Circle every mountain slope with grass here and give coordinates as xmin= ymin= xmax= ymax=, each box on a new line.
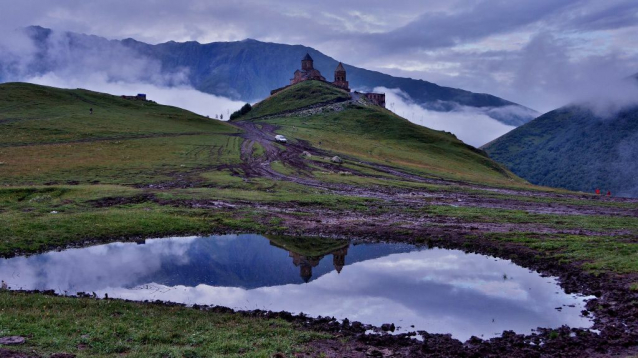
xmin=0 ymin=80 xmax=525 ymax=257
xmin=244 ymin=80 xmax=351 ymax=119
xmin=2 ymin=81 xmax=638 ymax=358
xmin=236 ymin=80 xmax=520 ymax=186
xmin=0 ymin=82 xmax=241 ymax=185
xmin=10 ymin=26 xmax=538 ymax=126
xmin=483 ymin=105 xmax=638 ymax=197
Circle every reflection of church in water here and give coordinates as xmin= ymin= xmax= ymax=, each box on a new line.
xmin=269 ymin=240 xmax=350 ymax=283
xmin=290 ymin=246 xmax=349 ymax=283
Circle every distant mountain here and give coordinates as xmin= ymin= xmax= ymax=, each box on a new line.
xmin=6 ymin=26 xmax=537 ymax=126
xmin=483 ymin=105 xmax=638 ymax=197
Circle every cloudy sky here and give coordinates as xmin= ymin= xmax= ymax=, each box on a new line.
xmin=2 ymin=0 xmax=637 ymax=113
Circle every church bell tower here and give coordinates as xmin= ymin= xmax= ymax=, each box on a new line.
xmin=333 ymin=62 xmax=349 ymax=91
xmin=301 ymin=53 xmax=314 ymax=71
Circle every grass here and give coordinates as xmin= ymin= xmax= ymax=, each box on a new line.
xmin=244 ymin=80 xmax=350 ymax=119
xmin=0 ymin=82 xmax=240 ymax=186
xmin=270 ymin=160 xmax=297 ymax=176
xmin=488 ymin=233 xmax=638 ymax=274
xmin=417 ymin=205 xmax=638 ymax=233
xmin=0 ymin=135 xmax=243 ymax=185
xmin=253 ymin=96 xmax=526 ymax=187
xmin=0 ymin=291 xmax=328 ymax=357
xmin=0 ymin=83 xmax=236 ymax=144
xmin=252 ymin=142 xmax=265 ymax=158
xmin=0 ymin=202 xmax=250 ymax=255
xmin=0 ymin=183 xmax=377 ymax=255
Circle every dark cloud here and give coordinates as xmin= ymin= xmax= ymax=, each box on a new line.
xmin=357 ymin=0 xmax=578 ymax=52
xmin=1 ymin=0 xmax=637 ymax=112
xmin=561 ymin=1 xmax=638 ymax=31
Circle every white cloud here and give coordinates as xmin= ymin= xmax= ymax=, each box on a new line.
xmin=377 ymin=87 xmax=516 ymax=147
xmin=1 ymin=26 xmax=245 ymax=118
xmin=24 ymin=72 xmax=245 ymax=119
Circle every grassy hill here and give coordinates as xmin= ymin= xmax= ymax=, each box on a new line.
xmin=0 ymin=81 xmax=520 ymax=187
xmin=0 ymin=82 xmax=241 ymax=185
xmin=244 ymin=80 xmax=351 ymax=118
xmin=238 ymin=81 xmax=522 ymax=186
xmin=0 ymin=80 xmax=523 ymax=256
xmin=484 ymin=105 xmax=638 ymax=197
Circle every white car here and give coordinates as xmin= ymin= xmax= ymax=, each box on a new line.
xmin=275 ymin=135 xmax=287 ymax=143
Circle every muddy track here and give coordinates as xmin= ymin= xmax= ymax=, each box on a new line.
xmin=232 ymin=121 xmax=329 ymax=186
xmin=227 ymin=121 xmax=638 ymax=219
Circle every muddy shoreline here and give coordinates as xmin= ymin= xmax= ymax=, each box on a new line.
xmin=4 ymin=179 xmax=638 ymax=356
xmin=2 ymin=225 xmax=637 ymax=357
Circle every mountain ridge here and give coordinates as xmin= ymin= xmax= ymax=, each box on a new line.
xmin=7 ymin=26 xmax=538 ymax=126
xmin=484 ymin=104 xmax=638 ymax=197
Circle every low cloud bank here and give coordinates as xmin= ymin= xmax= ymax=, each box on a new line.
xmin=375 ymin=87 xmax=516 ymax=147
xmin=571 ymin=77 xmax=638 ymax=119
xmin=26 ymin=73 xmax=245 ymax=119
xmin=1 ymin=27 xmax=245 ymax=119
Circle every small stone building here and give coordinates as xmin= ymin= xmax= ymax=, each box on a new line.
xmin=363 ymin=93 xmax=386 ymax=107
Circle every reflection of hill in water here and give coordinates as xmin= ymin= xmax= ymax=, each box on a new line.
xmin=138 ymin=235 xmax=414 ymax=289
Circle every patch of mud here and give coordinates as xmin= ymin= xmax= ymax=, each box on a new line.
xmin=0 ymin=349 xmax=75 ymax=358
xmin=89 ymin=194 xmax=156 ymax=208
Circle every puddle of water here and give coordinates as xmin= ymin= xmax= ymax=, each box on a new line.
xmin=0 ymin=234 xmax=593 ymax=341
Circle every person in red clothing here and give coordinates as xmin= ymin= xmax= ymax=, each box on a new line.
xmin=595 ymin=188 xmax=601 ymax=195
xmin=607 ymin=191 xmax=612 ymax=197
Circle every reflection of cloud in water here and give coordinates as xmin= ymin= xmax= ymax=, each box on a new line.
xmin=1 ymin=236 xmax=199 ymax=291
xmin=0 ymin=235 xmax=592 ymax=341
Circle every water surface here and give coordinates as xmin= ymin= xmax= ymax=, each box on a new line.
xmin=0 ymin=234 xmax=592 ymax=341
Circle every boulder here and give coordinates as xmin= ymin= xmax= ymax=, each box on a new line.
xmin=331 ymin=156 xmax=343 ymax=164
xmin=301 ymin=151 xmax=312 ymax=158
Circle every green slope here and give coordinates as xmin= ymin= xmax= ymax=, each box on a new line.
xmin=0 ymin=80 xmax=529 ymax=258
xmin=484 ymin=105 xmax=638 ymax=197
xmin=0 ymin=81 xmax=518 ymax=188
xmin=239 ymin=81 xmax=523 ymax=186
xmin=244 ymin=80 xmax=351 ymax=119
xmin=0 ymin=82 xmax=240 ymax=185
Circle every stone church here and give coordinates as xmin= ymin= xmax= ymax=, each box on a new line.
xmin=271 ymin=53 xmax=385 ymax=107
xmin=289 ymin=53 xmax=350 ymax=92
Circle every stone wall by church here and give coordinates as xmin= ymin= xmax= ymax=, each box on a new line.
xmin=363 ymin=93 xmax=386 ymax=107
